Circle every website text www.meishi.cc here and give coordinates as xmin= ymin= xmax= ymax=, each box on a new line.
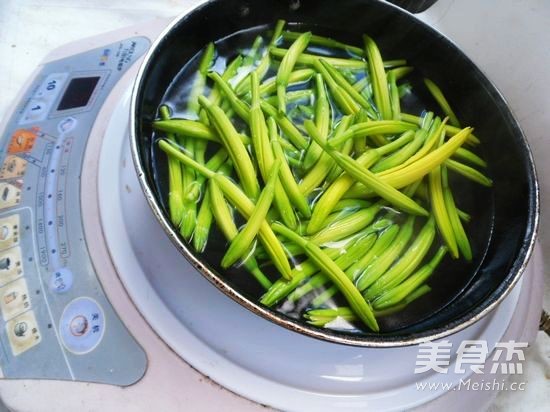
xmin=416 ymin=378 xmax=526 ymax=392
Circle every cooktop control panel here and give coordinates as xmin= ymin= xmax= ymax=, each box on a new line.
xmin=0 ymin=37 xmax=149 ymax=385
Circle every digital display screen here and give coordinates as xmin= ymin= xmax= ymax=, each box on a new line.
xmin=57 ymin=76 xmax=100 ymax=110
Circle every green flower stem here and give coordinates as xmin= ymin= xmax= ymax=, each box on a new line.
xmin=445 ymin=159 xmax=493 ymax=187
xmin=353 ymin=110 xmax=388 ymax=147
xmin=388 ymin=70 xmax=400 ymax=120
xmin=319 ymin=59 xmax=377 ymax=115
xmin=269 ymin=118 xmax=311 ymax=217
xmin=270 ymin=19 xmax=286 ymax=45
xmin=307 ymin=129 xmax=415 ymax=234
xmin=250 ymin=73 xmax=298 ymax=228
xmin=153 ymin=119 xmax=251 ymax=147
xmin=375 ymin=125 xmax=473 ymax=190
xmin=328 ymin=120 xmax=416 ymax=147
xmin=270 ymin=47 xmax=367 ymax=69
xmin=416 ymin=182 xmax=472 ymax=224
xmin=375 ymin=117 xmax=443 ymax=176
xmin=188 ymin=42 xmax=216 ymax=115
xmin=304 ymin=307 xmax=356 ymax=326
xmin=383 ymin=59 xmax=408 ymax=68
xmin=192 ymin=188 xmax=213 ymax=253
xmin=207 ymin=72 xmax=250 ymax=122
xmin=212 ymin=172 xmax=292 ymax=278
xmin=365 ymin=217 xmax=436 ymax=299
xmin=453 ymin=147 xmax=487 ymax=168
xmin=198 ymin=95 xmax=260 ymax=199
xmin=208 ymin=178 xmax=272 ymax=289
xmin=189 ymin=44 xmax=217 ymax=204
xmin=195 ymin=148 xmax=229 ymax=187
xmin=306 ymin=151 xmax=379 ymax=233
xmin=314 ymin=59 xmax=360 ymax=115
xmin=355 ymin=216 xmax=416 ymax=291
xmin=276 ymin=32 xmax=312 ymax=113
xmin=364 ymin=35 xmax=391 ymax=120
xmin=178 ymin=137 xmax=196 ymax=240
xmin=310 ymin=287 xmax=339 ymax=307
xmin=308 ymin=125 xmax=428 ymax=216
xmin=325 ymin=138 xmax=354 ymax=183
xmin=159 ymin=106 xmax=185 ymax=227
xmin=288 ymin=273 xmax=329 ymax=302
xmin=339 ymin=67 xmax=364 ymax=82
xmin=371 ymin=129 xmax=424 ymax=173
xmin=282 ymin=31 xmax=364 ymax=56
xmin=259 ymin=68 xmax=315 ymax=96
xmin=429 ymin=154 xmax=459 ymax=258
xmin=388 ymin=66 xmax=414 ymax=81
xmin=346 ymin=223 xmax=400 ymax=282
xmin=249 ymin=71 xmax=267 ymax=170
xmin=373 ymin=247 xmax=448 ymax=309
xmin=424 ymin=78 xmax=461 ymax=127
xmin=354 ymin=134 xmax=368 ymax=155
xmin=153 ymin=119 xmax=224 ymax=143
xmin=242 ymin=36 xmax=264 ymax=66
xmin=299 ymin=115 xmax=353 ymax=195
xmin=191 ymin=149 xmax=230 ymax=252
xmin=306 ymin=285 xmax=431 ymax=325
xmin=302 ymin=74 xmax=331 ymax=170
xmin=310 ymin=204 xmax=383 ymax=245
xmin=400 ymin=112 xmax=480 ymax=145
xmin=272 ymin=223 xmax=379 ymax=331
xmin=208 ymin=55 xmax=243 ymax=108
xmin=457 ymin=208 xmax=471 ymax=223
xmin=159 ymin=139 xmax=292 ymax=279
xmin=222 ymin=160 xmax=280 ymax=268
xmin=262 ymin=218 xmax=390 ymax=307
xmin=333 ymin=199 xmax=372 ymax=212
xmin=260 ymin=248 xmax=341 ymax=307
xmin=265 ymin=89 xmax=313 ymax=106
xmin=298 ymin=206 xmax=375 ymax=236
xmin=260 ymin=101 xmax=309 ymax=149
xmin=234 ymin=19 xmax=286 ymax=96
xmin=255 ymin=241 xmax=304 ymax=260
xmin=353 ymin=76 xmax=369 ymax=94
xmin=442 ymin=167 xmax=473 ymax=260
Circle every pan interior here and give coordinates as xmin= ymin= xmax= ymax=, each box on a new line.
xmin=135 ymin=0 xmax=536 ymax=343
xmin=152 ymin=24 xmax=493 ymax=334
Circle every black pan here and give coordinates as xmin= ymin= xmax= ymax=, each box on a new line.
xmin=130 ymin=0 xmax=539 ymax=346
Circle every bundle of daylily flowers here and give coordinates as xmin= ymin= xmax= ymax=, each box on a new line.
xmin=153 ymin=20 xmax=491 ymax=332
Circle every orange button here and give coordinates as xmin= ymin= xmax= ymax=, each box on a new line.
xmin=7 ymin=128 xmax=38 ymax=154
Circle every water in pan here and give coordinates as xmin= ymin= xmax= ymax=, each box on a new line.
xmin=150 ymin=23 xmax=495 ymax=335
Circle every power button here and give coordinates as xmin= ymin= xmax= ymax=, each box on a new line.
xmin=59 ymin=297 xmax=104 ymax=355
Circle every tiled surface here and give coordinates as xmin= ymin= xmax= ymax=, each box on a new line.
xmin=0 ymin=0 xmax=548 ymax=410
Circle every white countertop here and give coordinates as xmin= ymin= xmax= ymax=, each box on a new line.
xmin=0 ymin=0 xmax=548 ymax=410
